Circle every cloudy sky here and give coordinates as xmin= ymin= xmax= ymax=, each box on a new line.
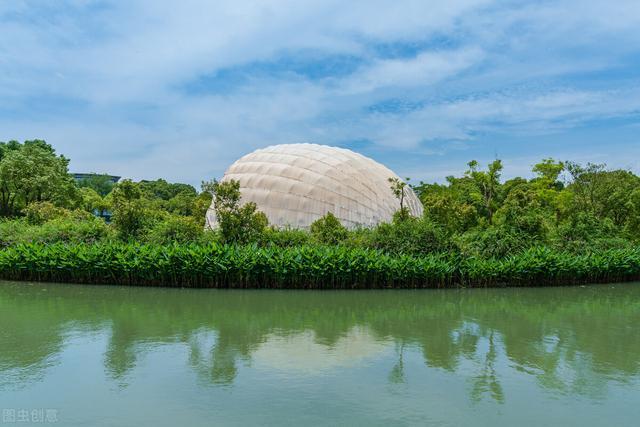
xmin=2 ymin=0 xmax=640 ymax=186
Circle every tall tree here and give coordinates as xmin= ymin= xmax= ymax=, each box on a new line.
xmin=109 ymin=179 xmax=157 ymax=239
xmin=208 ymin=179 xmax=267 ymax=243
xmin=566 ymin=162 xmax=640 ymax=227
xmin=388 ymin=177 xmax=412 ymax=220
xmin=0 ymin=140 xmax=78 ymax=217
xmin=465 ymin=160 xmax=503 ymax=225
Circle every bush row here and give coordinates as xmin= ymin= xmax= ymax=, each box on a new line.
xmin=1 ymin=243 xmax=639 ymax=288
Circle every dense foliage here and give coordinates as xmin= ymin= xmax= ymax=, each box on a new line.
xmin=1 ymin=138 xmax=640 ymax=287
xmin=0 ymin=140 xmax=214 ymax=247
xmin=310 ymin=212 xmax=348 ymax=244
xmin=0 ymin=140 xmax=78 ymax=216
xmin=205 ymin=179 xmax=267 ymax=243
xmin=413 ymin=158 xmax=640 ymax=257
xmin=1 ymin=242 xmax=639 ymax=288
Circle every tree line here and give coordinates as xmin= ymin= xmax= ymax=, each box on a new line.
xmin=1 ymin=138 xmax=639 ymax=258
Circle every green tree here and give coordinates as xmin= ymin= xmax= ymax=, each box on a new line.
xmin=193 ymin=192 xmax=213 ymax=226
xmin=165 ymin=190 xmax=197 ymax=216
xmin=465 ymin=160 xmax=503 ymax=225
xmin=566 ymin=162 xmax=640 ymax=227
xmin=532 ymin=158 xmax=564 ymax=188
xmin=0 ymin=140 xmax=78 ymax=217
xmin=527 ymin=158 xmax=565 ymax=224
xmin=110 ymin=180 xmax=158 ymax=239
xmin=626 ymin=188 xmax=640 ymax=239
xmin=138 ymin=179 xmax=196 ymax=201
xmin=494 ymin=187 xmax=548 ymax=238
xmin=417 ymin=181 xmax=478 ymax=234
xmin=165 ymin=190 xmax=211 ymax=222
xmin=372 ymin=215 xmax=447 ymax=255
xmin=208 ymin=179 xmax=267 ymax=243
xmin=76 ymin=174 xmax=116 ymax=197
xmin=310 ymin=212 xmax=348 ymax=244
xmin=146 ymin=215 xmax=203 ymax=244
xmin=388 ymin=177 xmax=411 ymax=220
xmin=78 ymin=187 xmax=109 ymax=214
xmin=22 ymin=201 xmax=69 ymax=225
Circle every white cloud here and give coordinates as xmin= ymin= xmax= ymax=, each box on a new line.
xmin=341 ymin=48 xmax=484 ymax=94
xmin=0 ymin=0 xmax=639 ymax=184
xmin=304 ymin=86 xmax=640 ymax=156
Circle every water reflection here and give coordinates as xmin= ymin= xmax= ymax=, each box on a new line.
xmin=1 ymin=282 xmax=639 ymax=404
xmin=251 ymin=327 xmax=391 ymax=374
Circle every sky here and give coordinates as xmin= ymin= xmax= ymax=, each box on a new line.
xmin=1 ymin=0 xmax=640 ymax=187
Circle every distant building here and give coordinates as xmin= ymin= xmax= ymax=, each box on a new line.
xmin=72 ymin=173 xmax=121 ymax=183
xmin=72 ymin=173 xmax=121 ymax=222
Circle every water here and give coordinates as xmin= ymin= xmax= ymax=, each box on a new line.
xmin=1 ymin=281 xmax=639 ymax=426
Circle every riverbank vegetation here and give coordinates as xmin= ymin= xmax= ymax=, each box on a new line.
xmin=1 ymin=138 xmax=640 ymax=287
xmin=2 ymin=242 xmax=639 ymax=287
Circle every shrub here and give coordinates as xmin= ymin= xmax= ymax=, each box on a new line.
xmin=0 ymin=216 xmax=115 ymax=247
xmin=310 ymin=212 xmax=348 ymax=244
xmin=1 ymin=242 xmax=639 ymax=288
xmin=208 ymin=179 xmax=268 ymax=243
xmin=344 ymin=227 xmax=376 ymax=249
xmin=494 ymin=188 xmax=549 ymax=238
xmin=258 ymin=227 xmax=312 ymax=248
xmin=22 ymin=201 xmax=92 ymax=226
xmin=78 ymin=187 xmax=108 ymax=214
xmin=455 ymin=226 xmax=534 ymax=258
xmin=110 ymin=180 xmax=160 ymax=240
xmin=370 ymin=216 xmax=448 ymax=256
xmin=551 ymin=212 xmax=625 ymax=253
xmin=23 ymin=201 xmax=69 ymax=225
xmin=146 ymin=215 xmax=204 ymax=244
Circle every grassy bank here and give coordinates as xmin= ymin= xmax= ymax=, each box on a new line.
xmin=1 ymin=242 xmax=639 ymax=288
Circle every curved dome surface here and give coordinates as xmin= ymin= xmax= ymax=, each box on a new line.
xmin=206 ymin=143 xmax=423 ymax=229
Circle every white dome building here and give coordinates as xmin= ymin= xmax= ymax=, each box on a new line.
xmin=206 ymin=143 xmax=423 ymax=229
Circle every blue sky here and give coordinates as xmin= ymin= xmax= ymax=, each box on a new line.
xmin=2 ymin=0 xmax=640 ymax=186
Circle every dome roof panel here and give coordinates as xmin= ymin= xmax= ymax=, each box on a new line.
xmin=206 ymin=143 xmax=423 ymax=229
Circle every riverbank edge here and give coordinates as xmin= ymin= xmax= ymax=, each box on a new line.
xmin=1 ymin=242 xmax=639 ymax=288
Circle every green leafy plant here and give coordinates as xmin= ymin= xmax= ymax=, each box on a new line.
xmin=109 ymin=180 xmax=160 ymax=240
xmin=310 ymin=212 xmax=348 ymax=244
xmin=146 ymin=215 xmax=204 ymax=244
xmin=1 ymin=242 xmax=639 ymax=288
xmin=207 ymin=179 xmax=268 ymax=243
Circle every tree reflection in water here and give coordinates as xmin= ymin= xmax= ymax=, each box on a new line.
xmin=1 ymin=282 xmax=639 ymax=403
xmin=388 ymin=342 xmax=405 ymax=385
xmin=470 ymin=332 xmax=504 ymax=403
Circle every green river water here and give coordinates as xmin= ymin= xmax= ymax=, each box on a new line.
xmin=1 ymin=281 xmax=639 ymax=426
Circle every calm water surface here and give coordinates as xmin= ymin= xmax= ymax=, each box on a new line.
xmin=1 ymin=281 xmax=639 ymax=426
